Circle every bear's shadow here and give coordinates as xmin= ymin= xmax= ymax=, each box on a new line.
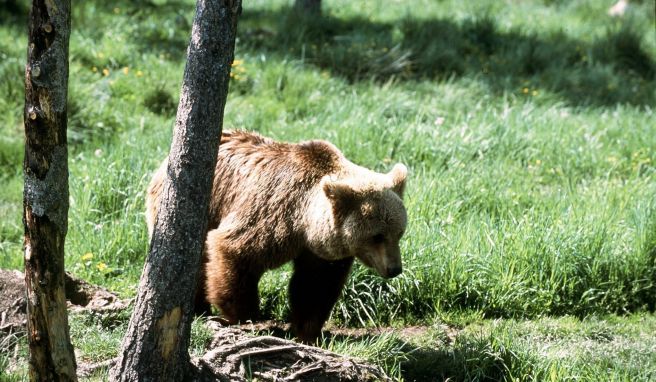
xmin=230 ymin=320 xmax=507 ymax=382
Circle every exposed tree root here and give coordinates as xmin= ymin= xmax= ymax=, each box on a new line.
xmin=193 ymin=324 xmax=392 ymax=382
xmin=77 ymin=325 xmax=392 ymax=381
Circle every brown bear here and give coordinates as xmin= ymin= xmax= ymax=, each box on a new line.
xmin=145 ymin=130 xmax=408 ymax=342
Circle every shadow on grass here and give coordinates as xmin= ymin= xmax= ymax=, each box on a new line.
xmin=0 ymin=0 xmax=27 ymax=24
xmin=327 ymin=332 xmax=518 ymax=382
xmin=7 ymin=2 xmax=652 ymax=107
xmin=243 ymin=322 xmax=518 ymax=382
xmin=640 ymin=213 xmax=656 ymax=312
xmin=236 ymin=7 xmax=655 ymax=107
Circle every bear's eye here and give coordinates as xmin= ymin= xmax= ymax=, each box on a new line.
xmin=371 ymin=234 xmax=385 ymax=244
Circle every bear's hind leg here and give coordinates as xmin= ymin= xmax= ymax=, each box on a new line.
xmin=205 ymin=228 xmax=263 ymax=323
xmin=289 ymin=250 xmax=354 ymax=343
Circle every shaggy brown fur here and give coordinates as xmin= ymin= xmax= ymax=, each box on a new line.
xmin=146 ymin=130 xmax=408 ymax=342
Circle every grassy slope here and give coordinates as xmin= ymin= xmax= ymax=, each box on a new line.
xmin=1 ymin=0 xmax=655 ymax=380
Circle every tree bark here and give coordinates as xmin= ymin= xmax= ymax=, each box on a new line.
xmin=22 ymin=1 xmax=77 ymax=381
xmin=110 ymin=1 xmax=241 ymax=381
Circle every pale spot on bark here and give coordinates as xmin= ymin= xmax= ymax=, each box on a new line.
xmin=45 ymin=0 xmax=59 ymax=14
xmin=48 ymin=285 xmax=77 ymax=375
xmin=156 ymin=306 xmax=182 ymax=360
xmin=25 ymin=241 xmax=32 ymax=261
xmin=39 ymin=92 xmax=52 ymax=120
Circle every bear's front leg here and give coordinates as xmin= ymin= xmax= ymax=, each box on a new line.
xmin=204 ymin=228 xmax=263 ymax=323
xmin=289 ymin=250 xmax=354 ymax=343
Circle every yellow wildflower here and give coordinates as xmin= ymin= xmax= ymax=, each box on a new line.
xmin=522 ymin=87 xmax=529 ymax=94
xmin=102 ymin=68 xmax=110 ymax=76
xmin=122 ymin=67 xmax=129 ymax=75
xmin=82 ymin=252 xmax=93 ymax=261
xmin=136 ymin=70 xmax=143 ymax=77
xmin=96 ymin=262 xmax=107 ymax=271
xmin=92 ymin=66 xmax=98 ymax=73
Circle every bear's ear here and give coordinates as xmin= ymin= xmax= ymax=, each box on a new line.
xmin=388 ymin=163 xmax=407 ymax=198
xmin=322 ymin=178 xmax=359 ymax=209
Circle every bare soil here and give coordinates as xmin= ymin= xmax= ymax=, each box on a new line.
xmin=229 ymin=319 xmax=458 ymax=344
xmin=0 ymin=269 xmax=130 ymax=335
xmin=0 ymin=269 xmax=25 ymax=333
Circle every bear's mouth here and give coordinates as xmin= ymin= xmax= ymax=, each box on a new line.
xmin=356 ymin=252 xmax=402 ymax=279
xmin=384 ymin=265 xmax=402 ymax=278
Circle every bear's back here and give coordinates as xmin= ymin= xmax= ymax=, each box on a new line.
xmin=207 ymin=130 xmax=343 ymax=234
xmin=146 ymin=130 xmax=345 ymax=255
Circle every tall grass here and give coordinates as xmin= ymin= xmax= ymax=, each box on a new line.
xmin=0 ymin=1 xmax=655 ymax=379
xmin=1 ymin=0 xmax=655 ymax=324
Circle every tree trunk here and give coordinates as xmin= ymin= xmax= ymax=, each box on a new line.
xmin=110 ymin=1 xmax=241 ymax=381
xmin=294 ymin=0 xmax=321 ymax=15
xmin=22 ymin=1 xmax=76 ymax=381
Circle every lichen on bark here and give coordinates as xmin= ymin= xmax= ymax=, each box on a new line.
xmin=24 ymin=145 xmax=69 ymax=232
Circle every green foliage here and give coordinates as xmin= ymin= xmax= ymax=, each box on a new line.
xmin=190 ymin=316 xmax=215 ymax=357
xmin=0 ymin=332 xmax=27 ymax=382
xmin=69 ymin=310 xmax=130 ymax=363
xmin=1 ymin=0 xmax=655 ymax=380
xmin=143 ymin=87 xmax=178 ymax=117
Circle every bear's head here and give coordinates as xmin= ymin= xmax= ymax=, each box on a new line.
xmin=320 ymin=163 xmax=408 ymax=278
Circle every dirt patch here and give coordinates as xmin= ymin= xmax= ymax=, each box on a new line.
xmin=229 ymin=319 xmax=459 ymax=345
xmin=0 ymin=269 xmax=130 ymax=335
xmin=0 ymin=270 xmax=26 ymax=333
xmin=64 ymin=272 xmax=130 ymax=313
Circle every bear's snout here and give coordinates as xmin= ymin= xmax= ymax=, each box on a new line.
xmin=386 ymin=265 xmax=402 ymax=278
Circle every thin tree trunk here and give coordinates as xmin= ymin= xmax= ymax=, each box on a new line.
xmin=110 ymin=1 xmax=241 ymax=381
xmin=294 ymin=0 xmax=321 ymax=15
xmin=22 ymin=1 xmax=76 ymax=381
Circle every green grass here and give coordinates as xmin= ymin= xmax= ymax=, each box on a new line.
xmin=319 ymin=312 xmax=656 ymax=381
xmin=1 ymin=0 xmax=655 ymax=380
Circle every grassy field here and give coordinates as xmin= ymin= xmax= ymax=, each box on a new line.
xmin=1 ymin=0 xmax=655 ymax=380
